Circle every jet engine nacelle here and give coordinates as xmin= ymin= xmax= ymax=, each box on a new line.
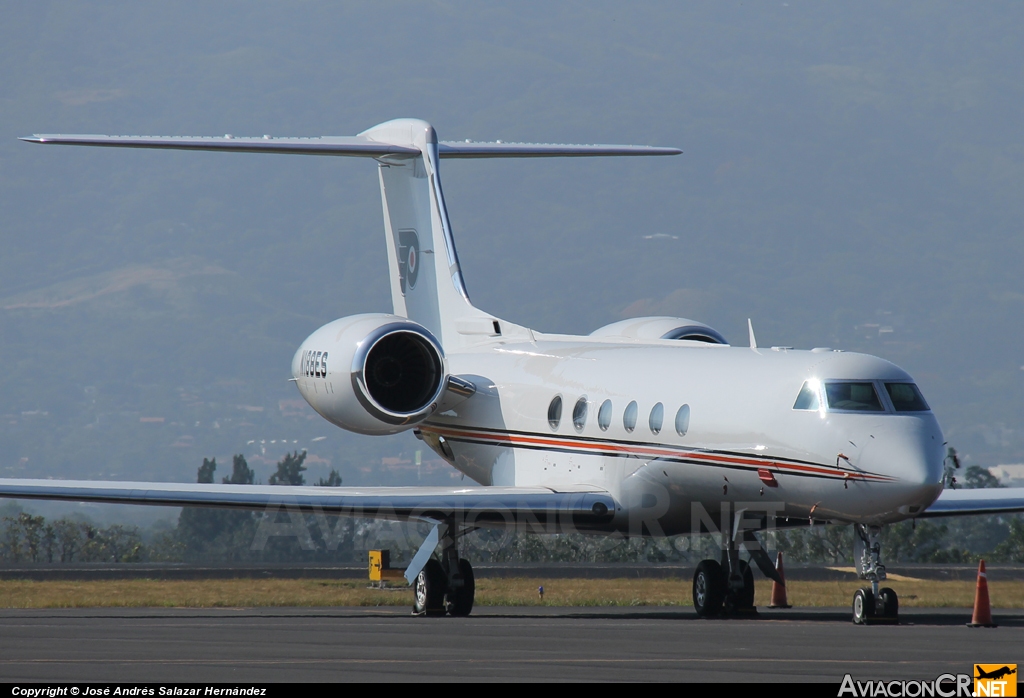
xmin=589 ymin=316 xmax=728 ymax=345
xmin=292 ymin=313 xmax=448 ymax=435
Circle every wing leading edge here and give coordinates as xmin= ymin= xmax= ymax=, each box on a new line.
xmin=20 ymin=134 xmax=681 ymax=159
xmin=919 ymin=487 xmax=1024 ymax=518
xmin=0 ymin=479 xmax=615 ymax=528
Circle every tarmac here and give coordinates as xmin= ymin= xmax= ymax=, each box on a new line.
xmin=0 ymin=606 xmax=1020 ymax=683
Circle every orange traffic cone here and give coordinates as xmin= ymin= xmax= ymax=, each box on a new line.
xmin=967 ymin=559 xmax=997 ymax=628
xmin=768 ymin=552 xmax=792 ymax=609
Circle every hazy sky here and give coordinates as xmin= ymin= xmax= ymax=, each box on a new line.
xmin=2 ymin=2 xmax=1023 ymax=503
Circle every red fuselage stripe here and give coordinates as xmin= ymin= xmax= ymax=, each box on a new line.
xmin=423 ymin=425 xmax=893 ymax=482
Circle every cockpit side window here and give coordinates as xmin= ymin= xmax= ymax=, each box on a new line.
xmin=793 ymin=381 xmax=820 ymax=410
xmin=885 ymin=383 xmax=930 ymax=412
xmin=824 ymin=382 xmax=884 ymax=412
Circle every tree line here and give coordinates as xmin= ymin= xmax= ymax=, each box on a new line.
xmin=1 ymin=454 xmax=1021 ymax=565
xmin=0 ymin=451 xmax=350 ymax=564
xmin=171 ymin=451 xmax=353 ymax=562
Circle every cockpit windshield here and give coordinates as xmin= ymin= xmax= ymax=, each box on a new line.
xmin=825 ymin=382 xmax=884 ymax=412
xmin=884 ymin=382 xmax=930 ymax=412
xmin=793 ymin=380 xmax=931 ymax=413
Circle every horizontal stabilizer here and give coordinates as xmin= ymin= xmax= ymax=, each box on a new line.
xmin=0 ymin=478 xmax=615 ymax=528
xmin=20 ymin=134 xmax=420 ymax=157
xmin=21 ymin=135 xmax=681 ymax=159
xmin=919 ymin=487 xmax=1024 ymax=517
xmin=437 ymin=141 xmax=681 ymax=158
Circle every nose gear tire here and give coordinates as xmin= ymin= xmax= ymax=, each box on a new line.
xmin=852 ymin=588 xmax=875 ymax=625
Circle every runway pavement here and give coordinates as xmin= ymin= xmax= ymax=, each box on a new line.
xmin=0 ymin=606 xmax=1020 ymax=683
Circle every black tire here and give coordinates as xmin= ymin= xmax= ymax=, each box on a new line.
xmin=879 ymin=587 xmax=898 ymax=620
xmin=693 ymin=559 xmax=725 ymax=617
xmin=446 ymin=558 xmax=475 ymax=617
xmin=735 ymin=560 xmax=755 ymax=609
xmin=413 ymin=558 xmax=447 ymax=616
xmin=852 ymin=587 xmax=875 ymax=625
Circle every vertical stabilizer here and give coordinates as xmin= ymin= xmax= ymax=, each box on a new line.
xmin=361 ymin=120 xmax=493 ymax=349
xmin=22 ymin=119 xmax=680 ymax=349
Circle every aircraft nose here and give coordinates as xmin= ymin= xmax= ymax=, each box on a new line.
xmin=862 ymin=416 xmax=945 ymax=510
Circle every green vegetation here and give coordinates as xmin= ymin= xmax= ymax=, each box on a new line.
xmin=172 ymin=451 xmax=351 ymax=562
xmin=0 ymin=512 xmax=144 ymax=564
xmin=174 ymin=455 xmax=259 ymax=562
xmin=0 ymin=578 xmax=1021 ymax=610
xmin=2 ymin=454 xmax=1021 ymax=565
xmin=0 ymin=451 xmax=352 ymax=563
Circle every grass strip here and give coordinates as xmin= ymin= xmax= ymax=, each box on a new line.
xmin=0 ymin=578 xmax=1021 ymax=609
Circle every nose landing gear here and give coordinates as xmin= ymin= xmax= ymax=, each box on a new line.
xmin=852 ymin=524 xmax=898 ymax=625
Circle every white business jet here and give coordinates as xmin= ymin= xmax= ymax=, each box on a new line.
xmin=7 ymin=119 xmax=1024 ymax=623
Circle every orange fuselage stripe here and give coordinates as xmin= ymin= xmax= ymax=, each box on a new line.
xmin=423 ymin=425 xmax=892 ymax=482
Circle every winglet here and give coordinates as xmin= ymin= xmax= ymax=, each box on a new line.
xmin=748 ymin=318 xmax=757 ymax=350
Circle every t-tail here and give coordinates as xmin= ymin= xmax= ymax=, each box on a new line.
xmin=21 ymin=119 xmax=680 ymax=350
xmin=361 ymin=119 xmax=493 ymax=348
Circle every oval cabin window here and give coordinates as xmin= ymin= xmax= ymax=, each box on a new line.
xmin=573 ymin=396 xmax=588 ymax=432
xmin=598 ymin=399 xmax=612 ymax=431
xmin=675 ymin=404 xmax=690 ymax=436
xmin=623 ymin=401 xmax=638 ymax=433
xmin=547 ymin=395 xmax=562 ymax=430
xmin=649 ymin=402 xmax=664 ymax=435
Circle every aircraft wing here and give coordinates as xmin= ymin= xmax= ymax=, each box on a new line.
xmin=0 ymin=479 xmax=615 ymax=527
xmin=919 ymin=487 xmax=1024 ymax=518
xmin=20 ymin=135 xmax=680 ymax=159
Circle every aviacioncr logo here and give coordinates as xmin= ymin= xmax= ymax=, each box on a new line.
xmin=398 ymin=229 xmax=420 ymax=293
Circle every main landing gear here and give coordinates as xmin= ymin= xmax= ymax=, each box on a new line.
xmin=413 ymin=557 xmax=475 ymax=617
xmin=411 ymin=516 xmax=476 ymax=617
xmin=852 ymin=524 xmax=898 ymax=625
xmin=692 ymin=558 xmax=756 ymax=617
xmin=692 ymin=527 xmax=782 ymax=618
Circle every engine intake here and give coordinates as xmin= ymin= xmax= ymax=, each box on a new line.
xmin=293 ymin=314 xmax=448 ymax=435
xmin=356 ymin=325 xmax=445 ymax=419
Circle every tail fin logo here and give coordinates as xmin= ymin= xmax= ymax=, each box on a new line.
xmin=398 ymin=229 xmax=420 ymax=294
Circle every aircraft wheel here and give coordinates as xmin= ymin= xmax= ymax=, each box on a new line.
xmin=879 ymin=587 xmax=899 ymax=621
xmin=693 ymin=560 xmax=725 ymax=617
xmin=852 ymin=587 xmax=875 ymax=625
xmin=735 ymin=560 xmax=756 ymax=609
xmin=446 ymin=559 xmax=475 ymax=617
xmin=413 ymin=558 xmax=447 ymax=616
